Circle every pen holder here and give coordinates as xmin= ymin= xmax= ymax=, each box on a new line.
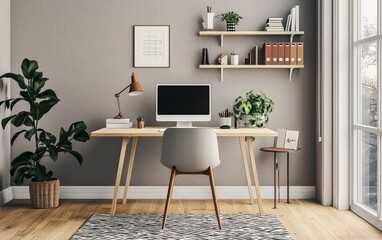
xmin=220 ymin=117 xmax=232 ymax=129
xmin=137 ymin=120 xmax=145 ymax=129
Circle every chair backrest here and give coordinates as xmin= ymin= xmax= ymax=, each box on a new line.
xmin=161 ymin=128 xmax=220 ymax=172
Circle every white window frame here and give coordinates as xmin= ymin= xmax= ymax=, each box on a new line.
xmin=351 ymin=0 xmax=382 ymax=230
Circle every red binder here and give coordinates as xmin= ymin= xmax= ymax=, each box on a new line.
xmin=264 ymin=42 xmax=272 ymax=65
xmin=272 ymin=42 xmax=278 ymax=65
xmin=284 ymin=42 xmax=291 ymax=65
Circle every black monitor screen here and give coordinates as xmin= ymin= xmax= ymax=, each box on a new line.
xmin=157 ymin=85 xmax=210 ymax=115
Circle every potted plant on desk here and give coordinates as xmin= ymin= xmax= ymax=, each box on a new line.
xmin=233 ymin=90 xmax=274 ymax=129
xmin=0 ymin=58 xmax=90 ymax=208
xmin=216 ymin=11 xmax=243 ymax=31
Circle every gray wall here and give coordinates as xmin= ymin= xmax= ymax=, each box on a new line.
xmin=0 ymin=0 xmax=11 ymax=192
xmin=11 ymin=0 xmax=316 ymax=187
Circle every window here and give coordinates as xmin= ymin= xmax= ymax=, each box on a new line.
xmin=352 ymin=0 xmax=382 ymax=228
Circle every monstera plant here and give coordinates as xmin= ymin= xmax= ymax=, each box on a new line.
xmin=0 ymin=58 xmax=90 ymax=208
xmin=233 ymin=91 xmax=274 ymax=128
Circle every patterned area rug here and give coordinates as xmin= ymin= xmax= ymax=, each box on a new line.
xmin=72 ymin=214 xmax=292 ymax=240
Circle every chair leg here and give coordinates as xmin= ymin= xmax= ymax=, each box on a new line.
xmin=208 ymin=167 xmax=222 ymax=229
xmin=162 ymin=167 xmax=176 ymax=229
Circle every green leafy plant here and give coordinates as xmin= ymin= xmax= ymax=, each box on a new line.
xmin=216 ymin=11 xmax=243 ymax=24
xmin=0 ymin=58 xmax=90 ymax=184
xmin=233 ymin=91 xmax=274 ymax=128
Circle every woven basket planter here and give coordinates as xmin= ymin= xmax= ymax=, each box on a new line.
xmin=29 ymin=179 xmax=60 ymax=208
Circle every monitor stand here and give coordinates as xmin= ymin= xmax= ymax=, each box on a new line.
xmin=176 ymin=121 xmax=193 ymax=128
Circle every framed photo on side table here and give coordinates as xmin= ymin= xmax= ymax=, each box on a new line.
xmin=134 ymin=25 xmax=170 ymax=68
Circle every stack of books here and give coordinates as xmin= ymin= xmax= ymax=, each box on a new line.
xmin=285 ymin=5 xmax=300 ymax=31
xmin=106 ymin=118 xmax=133 ymax=129
xmin=265 ymin=18 xmax=284 ymax=31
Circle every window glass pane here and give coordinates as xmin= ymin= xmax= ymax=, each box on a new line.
xmin=360 ymin=42 xmax=378 ymax=127
xmin=361 ymin=0 xmax=377 ymax=39
xmin=361 ymin=131 xmax=378 ymax=212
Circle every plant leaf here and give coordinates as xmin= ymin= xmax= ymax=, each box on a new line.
xmin=12 ymin=166 xmax=31 ymax=185
xmin=31 ymin=147 xmax=46 ymax=161
xmin=1 ymin=114 xmax=16 ymax=129
xmin=73 ymin=131 xmax=90 ymax=142
xmin=37 ymin=89 xmax=59 ymax=100
xmin=10 ymin=98 xmax=23 ymax=110
xmin=21 ymin=58 xmax=39 ymax=79
xmin=34 ymin=163 xmax=48 ymax=181
xmin=59 ymin=142 xmax=72 ymax=151
xmin=11 ymin=151 xmax=33 ymax=168
xmin=24 ymin=128 xmax=37 ymax=141
xmin=68 ymin=121 xmax=87 ymax=135
xmin=59 ymin=128 xmax=68 ymax=144
xmin=0 ymin=73 xmax=26 ymax=89
xmin=11 ymin=111 xmax=31 ymax=127
xmin=33 ymin=76 xmax=48 ymax=94
xmin=11 ymin=129 xmax=27 ymax=145
xmin=30 ymin=103 xmax=43 ymax=120
xmin=69 ymin=151 xmax=83 ymax=165
xmin=48 ymin=146 xmax=58 ymax=161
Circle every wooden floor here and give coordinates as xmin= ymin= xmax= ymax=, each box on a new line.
xmin=0 ymin=199 xmax=381 ymax=239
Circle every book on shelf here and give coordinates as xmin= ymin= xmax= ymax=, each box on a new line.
xmin=284 ymin=42 xmax=291 ymax=64
xmin=266 ymin=22 xmax=283 ymax=27
xmin=291 ymin=7 xmax=296 ymax=31
xmin=254 ymin=45 xmax=259 ymax=65
xmin=267 ymin=17 xmax=283 ymax=21
xmin=266 ymin=27 xmax=284 ymax=31
xmin=106 ymin=122 xmax=133 ymax=129
xmin=295 ymin=5 xmax=300 ymax=31
xmin=285 ymin=14 xmax=292 ymax=31
xmin=290 ymin=42 xmax=297 ymax=65
xmin=297 ymin=42 xmax=304 ymax=65
xmin=271 ymin=43 xmax=278 ymax=65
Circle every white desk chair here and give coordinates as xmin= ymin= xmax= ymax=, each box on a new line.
xmin=160 ymin=128 xmax=221 ymax=229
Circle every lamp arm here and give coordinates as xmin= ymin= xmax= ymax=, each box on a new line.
xmin=114 ymin=83 xmax=132 ymax=119
xmin=115 ymin=83 xmax=132 ymax=97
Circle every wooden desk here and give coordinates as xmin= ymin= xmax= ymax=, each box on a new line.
xmin=91 ymin=127 xmax=277 ymax=215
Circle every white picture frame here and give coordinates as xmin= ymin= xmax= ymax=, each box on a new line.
xmin=134 ymin=25 xmax=170 ymax=68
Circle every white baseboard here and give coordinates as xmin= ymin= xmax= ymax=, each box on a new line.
xmin=0 ymin=187 xmax=13 ymax=205
xmin=11 ymin=186 xmax=315 ymax=200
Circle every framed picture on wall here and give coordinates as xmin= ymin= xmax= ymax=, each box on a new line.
xmin=134 ymin=25 xmax=170 ymax=68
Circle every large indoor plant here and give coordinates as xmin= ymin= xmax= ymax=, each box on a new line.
xmin=233 ymin=90 xmax=274 ymax=128
xmin=0 ymin=58 xmax=90 ymax=208
xmin=216 ymin=11 xmax=243 ymax=31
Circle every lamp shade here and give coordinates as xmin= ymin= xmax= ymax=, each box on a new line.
xmin=128 ymin=72 xmax=144 ymax=96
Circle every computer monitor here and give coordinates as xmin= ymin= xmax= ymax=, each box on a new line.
xmin=156 ymin=84 xmax=211 ymax=127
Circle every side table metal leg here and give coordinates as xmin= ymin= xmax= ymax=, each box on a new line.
xmin=273 ymin=152 xmax=277 ymax=209
xmin=287 ymin=152 xmax=290 ymax=203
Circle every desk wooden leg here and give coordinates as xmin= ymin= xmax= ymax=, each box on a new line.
xmin=111 ymin=137 xmax=129 ymax=215
xmin=239 ymin=137 xmax=255 ymax=205
xmin=122 ymin=137 xmax=138 ymax=204
xmin=246 ymin=137 xmax=265 ymax=215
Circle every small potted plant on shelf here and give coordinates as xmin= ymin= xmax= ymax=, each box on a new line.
xmin=0 ymin=58 xmax=90 ymax=209
xmin=216 ymin=11 xmax=243 ymax=31
xmin=233 ymin=90 xmax=274 ymax=128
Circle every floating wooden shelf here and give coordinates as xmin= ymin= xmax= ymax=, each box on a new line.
xmin=199 ymin=31 xmax=304 ymax=46
xmin=199 ymin=65 xmax=304 ymax=81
